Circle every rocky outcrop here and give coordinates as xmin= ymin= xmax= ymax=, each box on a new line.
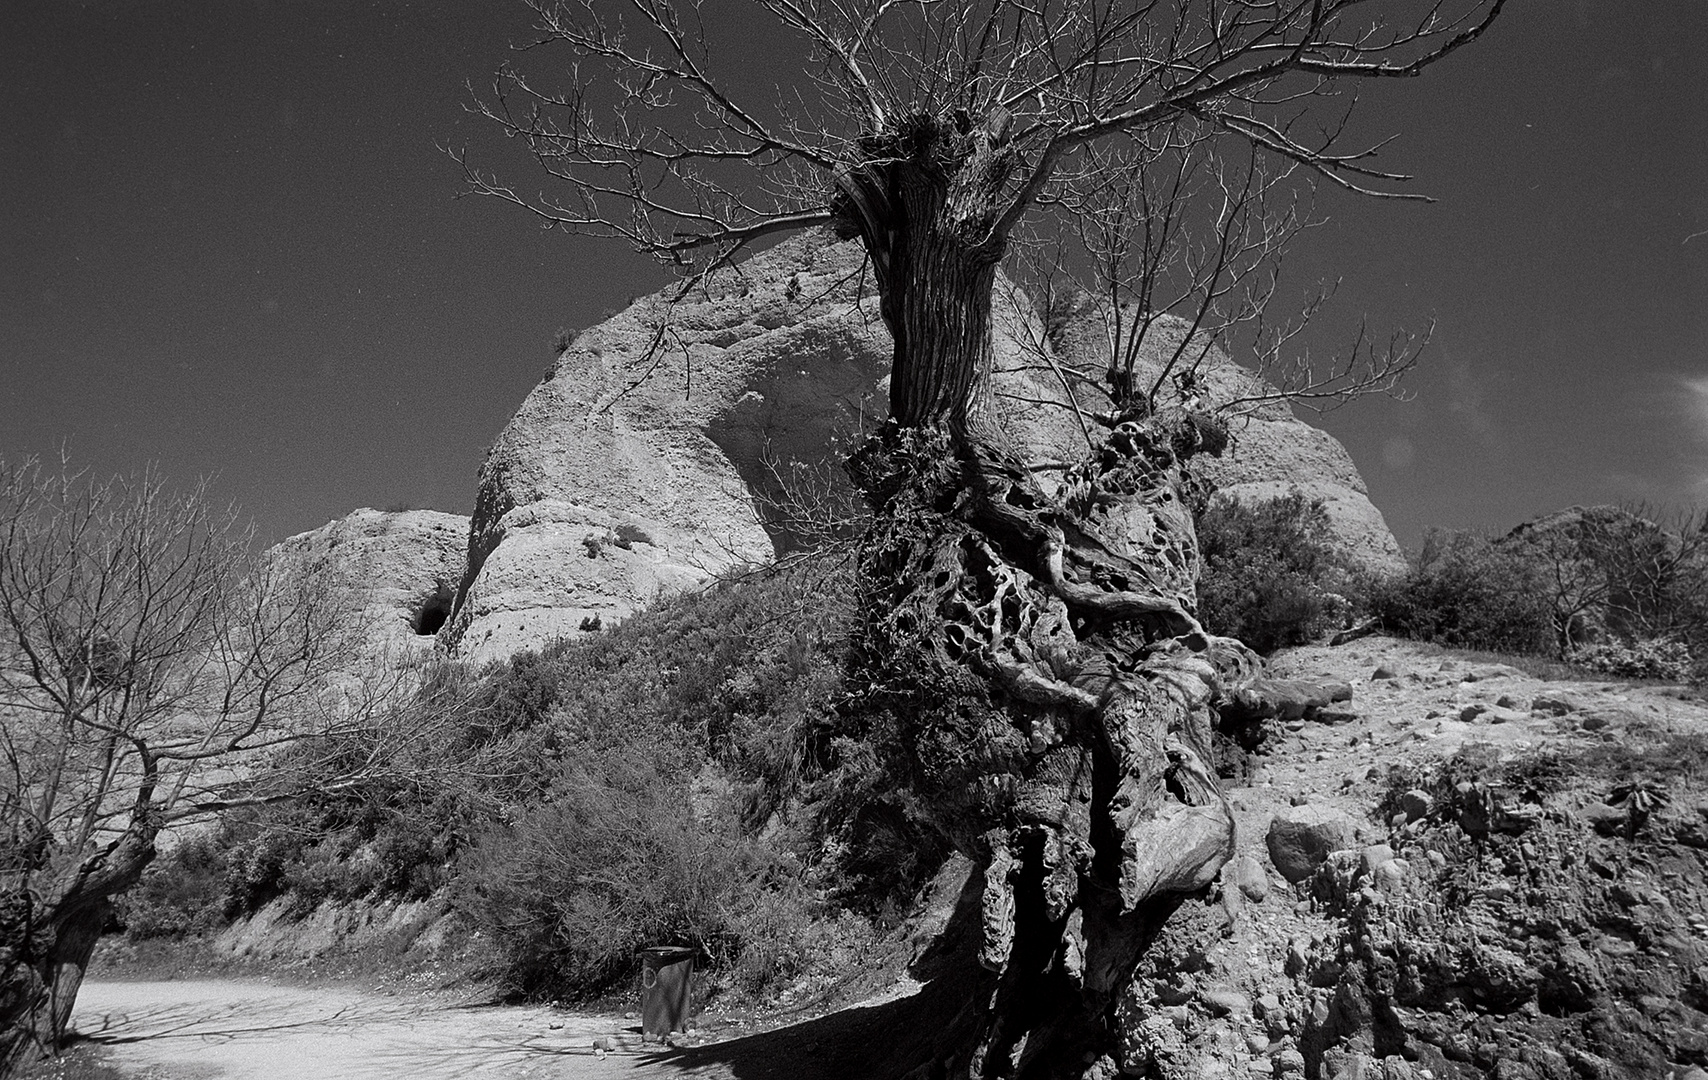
xmin=269 ymin=508 xmax=469 ymax=665
xmin=443 ymin=228 xmax=1405 ymax=661
xmin=1071 ymin=634 xmax=1708 ymax=1080
xmin=439 ymin=231 xmax=891 ymax=662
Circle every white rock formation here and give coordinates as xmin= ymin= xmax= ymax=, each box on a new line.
xmin=441 ymin=228 xmax=1404 ymax=661
xmin=440 ymin=231 xmax=890 ymax=662
xmin=269 ymin=508 xmax=470 ymax=665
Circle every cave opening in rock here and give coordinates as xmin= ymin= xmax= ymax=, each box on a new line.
xmin=412 ymin=584 xmax=453 ymax=636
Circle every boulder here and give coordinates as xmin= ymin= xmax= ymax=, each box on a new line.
xmin=1399 ymin=790 xmax=1434 ymax=822
xmin=1266 ymin=804 xmax=1362 ymax=883
xmin=1532 ymin=691 xmax=1585 ymax=715
xmin=1229 ymin=854 xmax=1271 ymax=902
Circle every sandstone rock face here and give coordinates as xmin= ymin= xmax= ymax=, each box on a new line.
xmin=444 ymin=227 xmax=1404 ymax=661
xmin=441 ymin=231 xmax=890 ymax=663
xmin=269 ymin=508 xmax=469 ymax=665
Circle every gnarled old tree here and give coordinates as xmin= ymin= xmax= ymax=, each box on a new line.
xmin=457 ymin=2 xmax=1503 ymax=1075
xmin=0 ymin=460 xmax=407 ymax=1075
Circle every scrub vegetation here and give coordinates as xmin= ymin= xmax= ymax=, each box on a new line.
xmin=110 ymin=497 xmax=1707 ymax=1017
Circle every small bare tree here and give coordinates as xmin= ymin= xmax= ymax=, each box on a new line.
xmin=1515 ymin=504 xmax=1708 ymax=656
xmin=456 ymin=3 xmax=1505 ymax=1073
xmin=0 ymin=459 xmax=400 ymax=1073
xmin=1006 ymin=131 xmax=1424 ymax=429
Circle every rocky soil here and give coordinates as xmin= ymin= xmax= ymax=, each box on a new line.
xmin=1112 ymin=635 xmax=1708 ymax=1080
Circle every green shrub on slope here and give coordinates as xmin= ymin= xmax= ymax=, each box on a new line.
xmin=126 ymin=557 xmax=861 ymax=1003
xmin=1367 ymin=529 xmax=1554 ymax=655
xmin=447 ymin=557 xmax=859 ymax=999
xmin=1196 ymin=492 xmax=1355 ymax=654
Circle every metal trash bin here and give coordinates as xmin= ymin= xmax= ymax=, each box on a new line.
xmin=638 ymin=945 xmax=696 ymax=1039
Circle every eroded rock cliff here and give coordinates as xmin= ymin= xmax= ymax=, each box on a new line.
xmin=269 ymin=508 xmax=469 ymax=665
xmin=442 ymin=229 xmax=1403 ymax=662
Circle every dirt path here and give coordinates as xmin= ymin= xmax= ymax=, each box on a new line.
xmin=72 ymin=979 xmax=713 ymax=1080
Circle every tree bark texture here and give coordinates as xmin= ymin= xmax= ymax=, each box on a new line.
xmin=1 ymin=820 xmax=156 ymax=1076
xmin=834 ymin=114 xmax=1253 ymax=1078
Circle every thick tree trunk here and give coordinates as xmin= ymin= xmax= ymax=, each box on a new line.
xmin=1 ymin=898 xmax=110 ymax=1078
xmin=1 ymin=821 xmax=156 ymax=1076
xmin=41 ymin=898 xmax=108 ymax=1049
xmin=833 ymin=115 xmax=1247 ymax=1079
xmin=0 ymin=892 xmax=47 ymax=1079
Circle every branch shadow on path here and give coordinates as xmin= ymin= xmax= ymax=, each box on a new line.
xmin=74 ymin=994 xmax=401 ymax=1046
xmin=649 ymin=874 xmax=985 ymax=1080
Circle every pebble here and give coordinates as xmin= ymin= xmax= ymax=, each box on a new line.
xmin=1484 ymin=706 xmax=1531 ymax=724
xmin=1459 ymin=704 xmax=1488 ymax=722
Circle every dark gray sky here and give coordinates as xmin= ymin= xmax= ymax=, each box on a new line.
xmin=4 ymin=1 xmax=1704 ymax=550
